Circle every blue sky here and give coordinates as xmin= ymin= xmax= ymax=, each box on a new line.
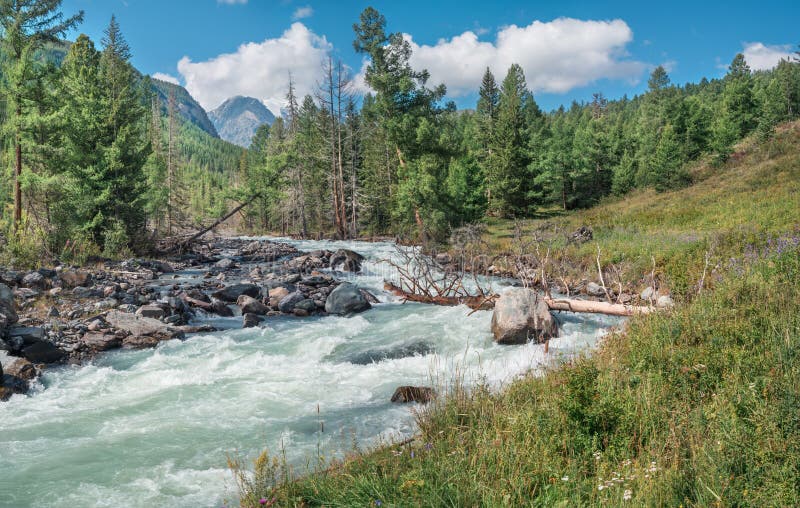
xmin=60 ymin=0 xmax=799 ymax=114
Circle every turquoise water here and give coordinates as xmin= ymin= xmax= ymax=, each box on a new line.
xmin=0 ymin=239 xmax=619 ymax=507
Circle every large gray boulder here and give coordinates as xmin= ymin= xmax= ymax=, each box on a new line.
xmin=491 ymin=288 xmax=558 ymax=344
xmin=237 ymin=295 xmax=269 ymax=315
xmin=105 ymin=310 xmax=184 ymax=345
xmin=329 ymin=249 xmax=365 ymax=272
xmin=21 ymin=340 xmax=65 ymax=363
xmin=211 ymin=283 xmax=260 ymax=303
xmin=278 ymin=291 xmax=305 ymax=313
xmin=325 ymin=283 xmax=371 ymax=315
xmin=0 ymin=283 xmax=18 ymax=336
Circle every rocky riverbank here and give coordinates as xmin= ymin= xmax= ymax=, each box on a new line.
xmin=1 ymin=238 xmax=376 ymax=400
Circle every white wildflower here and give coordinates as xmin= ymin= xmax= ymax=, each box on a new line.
xmin=623 ymin=489 xmax=632 ymax=501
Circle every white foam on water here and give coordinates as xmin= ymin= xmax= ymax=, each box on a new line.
xmin=0 ymin=238 xmax=621 ymax=507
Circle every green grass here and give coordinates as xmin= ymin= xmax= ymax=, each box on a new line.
xmin=233 ymin=124 xmax=800 ymax=507
xmin=478 ymin=122 xmax=800 ymax=299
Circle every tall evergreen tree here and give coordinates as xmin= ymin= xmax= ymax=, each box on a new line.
xmin=487 ymin=63 xmax=531 ymax=217
xmin=0 ymin=0 xmax=83 ymax=230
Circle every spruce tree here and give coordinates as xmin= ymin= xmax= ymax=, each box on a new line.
xmin=0 ymin=0 xmax=83 ymax=230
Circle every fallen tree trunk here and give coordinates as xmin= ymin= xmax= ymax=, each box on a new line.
xmin=384 ymin=282 xmax=653 ymax=317
xmin=175 ymin=193 xmax=261 ymax=250
xmin=384 ymin=282 xmax=497 ymax=311
xmin=543 ymin=297 xmax=653 ymax=317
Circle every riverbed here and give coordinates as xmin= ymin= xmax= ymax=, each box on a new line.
xmin=0 ymin=238 xmax=620 ymax=507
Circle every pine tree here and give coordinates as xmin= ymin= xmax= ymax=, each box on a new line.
xmin=652 ymin=124 xmax=689 ymax=192
xmin=487 ymin=63 xmax=531 ymax=217
xmin=0 ymin=0 xmax=83 ymax=230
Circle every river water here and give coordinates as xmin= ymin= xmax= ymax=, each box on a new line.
xmin=0 ymin=238 xmax=619 ymax=507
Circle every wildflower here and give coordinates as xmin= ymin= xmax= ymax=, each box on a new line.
xmin=259 ymin=499 xmax=267 ymax=505
xmin=561 ymin=476 xmax=569 ymax=481
xmin=410 ymin=450 xmax=415 ymax=459
xmin=425 ymin=442 xmax=433 ymax=451
xmin=598 ymin=485 xmax=605 ymax=491
xmin=623 ymin=489 xmax=632 ymax=501
xmin=374 ymin=500 xmax=382 ymax=506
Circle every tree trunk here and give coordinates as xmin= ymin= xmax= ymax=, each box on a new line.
xmin=384 ymin=282 xmax=653 ymax=316
xmin=13 ymin=102 xmax=23 ymax=230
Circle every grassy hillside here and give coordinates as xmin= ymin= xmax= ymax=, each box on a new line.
xmin=234 ymin=123 xmax=800 ymax=506
xmin=480 ymin=121 xmax=800 ymax=299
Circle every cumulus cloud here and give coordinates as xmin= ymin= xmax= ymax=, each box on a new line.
xmin=152 ymin=72 xmax=180 ymax=85
xmin=292 ymin=5 xmax=313 ymax=20
xmin=741 ymin=42 xmax=794 ymax=71
xmin=357 ymin=18 xmax=647 ymax=97
xmin=177 ymin=23 xmax=331 ymax=115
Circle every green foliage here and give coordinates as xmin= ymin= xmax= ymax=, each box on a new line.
xmin=245 ymin=124 xmax=800 ymax=507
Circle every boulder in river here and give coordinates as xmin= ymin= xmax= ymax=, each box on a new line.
xmin=0 ymin=283 xmax=18 ymax=336
xmin=105 ymin=310 xmax=184 ymax=344
xmin=491 ymin=288 xmax=558 ymax=344
xmin=278 ymin=291 xmax=305 ymax=313
xmin=1 ymin=357 xmax=39 ymax=401
xmin=324 ymin=283 xmax=371 ymax=315
xmin=210 ymin=299 xmax=233 ymax=317
xmin=329 ymin=249 xmax=365 ymax=273
xmin=390 ymin=386 xmax=436 ymax=404
xmin=81 ymin=332 xmax=123 ymax=352
xmin=242 ymin=313 xmax=263 ymax=328
xmin=211 ymin=283 xmax=260 ymax=303
xmin=215 ymin=258 xmax=237 ymax=270
xmin=136 ymin=305 xmax=166 ymax=320
xmin=21 ymin=340 xmax=66 ymax=364
xmin=237 ymin=295 xmax=269 ymax=315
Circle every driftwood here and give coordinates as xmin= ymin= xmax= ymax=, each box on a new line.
xmin=384 ymin=282 xmax=652 ymax=317
xmin=384 ymin=281 xmax=497 ymax=311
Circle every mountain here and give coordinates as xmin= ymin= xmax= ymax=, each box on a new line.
xmin=150 ymin=79 xmax=219 ymax=138
xmin=209 ymin=96 xmax=276 ymax=148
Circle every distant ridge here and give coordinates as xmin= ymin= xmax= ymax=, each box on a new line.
xmin=150 ymin=78 xmax=220 ymax=138
xmin=209 ymin=96 xmax=276 ymax=148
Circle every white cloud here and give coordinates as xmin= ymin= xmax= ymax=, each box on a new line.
xmin=152 ymin=72 xmax=180 ymax=85
xmin=177 ymin=22 xmax=331 ymax=115
xmin=217 ymin=0 xmax=247 ymax=4
xmin=292 ymin=5 xmax=313 ymax=20
xmin=357 ymin=18 xmax=647 ymax=98
xmin=741 ymin=42 xmax=794 ymax=71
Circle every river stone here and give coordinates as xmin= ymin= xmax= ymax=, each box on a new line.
xmin=237 ymin=295 xmax=269 ymax=315
xmin=105 ymin=310 xmax=184 ymax=343
xmin=242 ymin=313 xmax=263 ymax=328
xmin=21 ymin=340 xmax=66 ymax=364
xmin=59 ymin=269 xmax=92 ymax=289
xmin=391 ymin=386 xmax=435 ymax=404
xmin=9 ymin=327 xmax=45 ymax=345
xmin=268 ymin=287 xmax=290 ymax=306
xmin=294 ymin=299 xmax=317 ymax=313
xmin=0 ymin=283 xmax=18 ymax=329
xmin=210 ymin=299 xmax=234 ymax=317
xmin=329 ymin=249 xmax=365 ymax=272
xmin=22 ymin=271 xmax=47 ymax=289
xmin=215 ymin=258 xmax=237 ymax=270
xmin=491 ymin=288 xmax=558 ymax=344
xmin=347 ymin=341 xmax=434 ymax=365
xmin=136 ymin=305 xmax=166 ymax=319
xmin=211 ymin=284 xmax=260 ymax=302
xmin=278 ymin=291 xmax=305 ymax=313
xmin=640 ymin=286 xmax=656 ymax=301
xmin=0 ymin=357 xmax=39 ymax=400
xmin=325 ymin=283 xmax=371 ymax=315
xmin=586 ymin=282 xmax=606 ymax=297
xmin=4 ymin=357 xmax=37 ymax=381
xmin=81 ymin=332 xmax=122 ymax=351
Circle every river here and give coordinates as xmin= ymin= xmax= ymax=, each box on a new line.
xmin=0 ymin=238 xmax=619 ymax=507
